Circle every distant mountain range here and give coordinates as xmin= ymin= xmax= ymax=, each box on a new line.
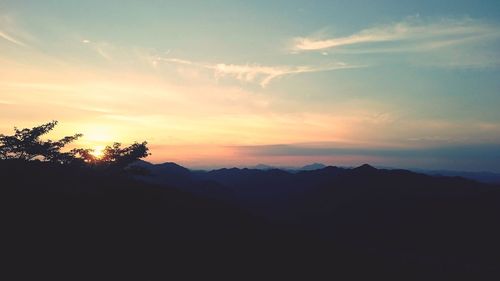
xmin=189 ymin=162 xmax=500 ymax=184
xmin=5 ymin=159 xmax=500 ymax=277
xmin=412 ymin=168 xmax=500 ymax=184
xmin=248 ymin=162 xmax=326 ymax=171
xmin=131 ymin=160 xmax=500 ymax=274
xmin=133 ymin=161 xmax=500 ymax=219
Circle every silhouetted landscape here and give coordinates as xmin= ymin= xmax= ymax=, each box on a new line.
xmin=3 ymin=2 xmax=500 ymax=279
xmin=3 ymin=123 xmax=500 ymax=279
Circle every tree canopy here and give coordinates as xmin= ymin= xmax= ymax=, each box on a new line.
xmin=0 ymin=121 xmax=150 ymax=168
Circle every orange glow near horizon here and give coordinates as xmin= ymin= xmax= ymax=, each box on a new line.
xmin=1 ymin=28 xmax=499 ymax=171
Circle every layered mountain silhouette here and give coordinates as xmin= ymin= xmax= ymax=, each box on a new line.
xmin=3 ymin=159 xmax=500 ymax=279
xmin=249 ymin=162 xmax=327 ymax=171
xmin=133 ymin=161 xmax=500 ymax=276
xmin=249 ymin=162 xmax=500 ymax=183
xmin=417 ymin=169 xmax=500 ymax=184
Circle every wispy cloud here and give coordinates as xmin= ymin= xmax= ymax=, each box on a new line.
xmin=0 ymin=30 xmax=27 ymax=46
xmin=0 ymin=14 xmax=29 ymax=47
xmin=154 ymin=56 xmax=365 ymax=87
xmin=293 ymin=17 xmax=499 ymax=51
xmin=292 ymin=17 xmax=500 ymax=68
xmin=213 ymin=63 xmax=360 ymax=87
xmin=81 ymin=39 xmax=113 ymax=60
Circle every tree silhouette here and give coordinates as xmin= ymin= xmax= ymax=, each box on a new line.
xmin=0 ymin=121 xmax=150 ymax=168
xmin=100 ymin=142 xmax=150 ymax=169
xmin=0 ymin=121 xmax=82 ymax=162
xmin=71 ymin=148 xmax=98 ymax=165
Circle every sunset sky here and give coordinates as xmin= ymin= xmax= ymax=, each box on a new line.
xmin=1 ymin=0 xmax=500 ymax=171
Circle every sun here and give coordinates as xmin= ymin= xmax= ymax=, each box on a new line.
xmin=91 ymin=145 xmax=105 ymax=159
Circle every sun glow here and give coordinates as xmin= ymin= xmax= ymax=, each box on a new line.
xmin=91 ymin=145 xmax=105 ymax=159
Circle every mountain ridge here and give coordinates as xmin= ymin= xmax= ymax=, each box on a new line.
xmin=141 ymin=160 xmax=500 ymax=184
xmin=4 ymin=159 xmax=500 ymax=277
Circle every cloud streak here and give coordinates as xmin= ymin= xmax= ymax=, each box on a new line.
xmin=292 ymin=17 xmax=500 ymax=68
xmin=81 ymin=39 xmax=113 ymax=60
xmin=0 ymin=14 xmax=30 ymax=47
xmin=0 ymin=29 xmax=27 ymax=46
xmin=293 ymin=17 xmax=500 ymax=52
xmin=155 ymin=57 xmax=365 ymax=87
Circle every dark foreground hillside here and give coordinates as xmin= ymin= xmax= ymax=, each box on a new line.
xmin=1 ymin=160 xmax=351 ymax=280
xmin=3 ymin=160 xmax=500 ymax=280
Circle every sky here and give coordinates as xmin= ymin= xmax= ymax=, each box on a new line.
xmin=1 ymin=0 xmax=500 ymax=171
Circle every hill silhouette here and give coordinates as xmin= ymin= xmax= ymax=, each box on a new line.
xmin=3 ymin=158 xmax=500 ymax=279
xmin=2 ymin=159 xmax=319 ymax=279
xmin=134 ymin=161 xmax=500 ymax=277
